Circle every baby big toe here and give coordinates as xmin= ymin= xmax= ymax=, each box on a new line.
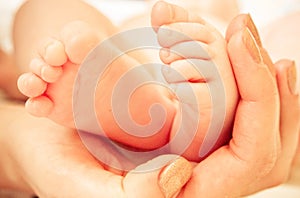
xmin=151 ymin=1 xmax=188 ymax=31
xmin=151 ymin=1 xmax=205 ymax=32
xmin=17 ymin=73 xmax=47 ymax=98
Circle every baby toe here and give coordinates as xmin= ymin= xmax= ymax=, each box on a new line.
xmin=25 ymin=96 xmax=53 ymax=117
xmin=159 ymin=41 xmax=210 ymax=64
xmin=157 ymin=24 xmax=215 ymax=48
xmin=30 ymin=58 xmax=63 ymax=83
xmin=40 ymin=38 xmax=68 ymax=66
xmin=41 ymin=65 xmax=63 ymax=83
xmin=151 ymin=1 xmax=188 ymax=32
xmin=162 ymin=60 xmax=208 ymax=84
xmin=17 ymin=73 xmax=47 ymax=98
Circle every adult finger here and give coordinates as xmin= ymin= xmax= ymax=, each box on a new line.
xmin=226 ymin=14 xmax=275 ymax=76
xmin=178 ymin=21 xmax=280 ymax=198
xmin=124 ymin=155 xmax=192 ymax=198
xmin=227 ymin=14 xmax=299 ymax=191
xmin=246 ymin=60 xmax=300 ymax=193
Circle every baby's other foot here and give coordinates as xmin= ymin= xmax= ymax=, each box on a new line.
xmin=151 ymin=1 xmax=239 ymax=161
xmin=17 ymin=19 xmax=177 ymax=151
xmin=17 ymin=21 xmax=101 ymax=127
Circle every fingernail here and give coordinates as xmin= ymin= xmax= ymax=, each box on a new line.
xmin=243 ymin=28 xmax=263 ymax=64
xmin=246 ymin=14 xmax=262 ymax=47
xmin=260 ymin=48 xmax=276 ymax=77
xmin=158 ymin=157 xmax=192 ymax=198
xmin=287 ymin=61 xmax=299 ymax=95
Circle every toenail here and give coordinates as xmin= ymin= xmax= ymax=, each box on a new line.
xmin=41 ymin=66 xmax=62 ymax=83
xmin=45 ymin=40 xmax=58 ymax=55
xmin=29 ymin=58 xmax=44 ymax=75
xmin=44 ymin=40 xmax=67 ymax=66
xmin=161 ymin=48 xmax=170 ymax=58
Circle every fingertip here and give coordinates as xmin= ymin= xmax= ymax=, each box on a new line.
xmin=275 ymin=59 xmax=299 ymax=96
xmin=226 ymin=13 xmax=262 ymax=47
xmin=226 ymin=14 xmax=249 ymax=41
xmin=124 ymin=155 xmax=192 ymax=198
xmin=158 ymin=156 xmax=192 ymax=198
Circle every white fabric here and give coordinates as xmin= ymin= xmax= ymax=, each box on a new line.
xmin=239 ymin=0 xmax=300 ymax=28
xmin=0 ymin=0 xmax=24 ymax=52
xmin=1 ymin=0 xmax=300 ymax=52
xmin=0 ymin=0 xmax=148 ymax=52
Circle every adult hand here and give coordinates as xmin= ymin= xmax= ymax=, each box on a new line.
xmin=151 ymin=1 xmax=299 ymax=196
xmin=177 ymin=13 xmax=300 ymax=197
xmin=0 ymin=100 xmax=192 ymax=198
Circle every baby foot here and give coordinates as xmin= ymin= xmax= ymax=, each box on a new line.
xmin=17 ymin=21 xmax=101 ymax=127
xmin=151 ymin=1 xmax=239 ymax=161
xmin=17 ymin=19 xmax=178 ymax=151
xmin=17 ymin=2 xmax=239 ymax=163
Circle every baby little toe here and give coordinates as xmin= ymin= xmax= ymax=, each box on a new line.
xmin=151 ymin=1 xmax=188 ymax=31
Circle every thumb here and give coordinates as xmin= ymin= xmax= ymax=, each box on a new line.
xmin=123 ymin=155 xmax=192 ymax=198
